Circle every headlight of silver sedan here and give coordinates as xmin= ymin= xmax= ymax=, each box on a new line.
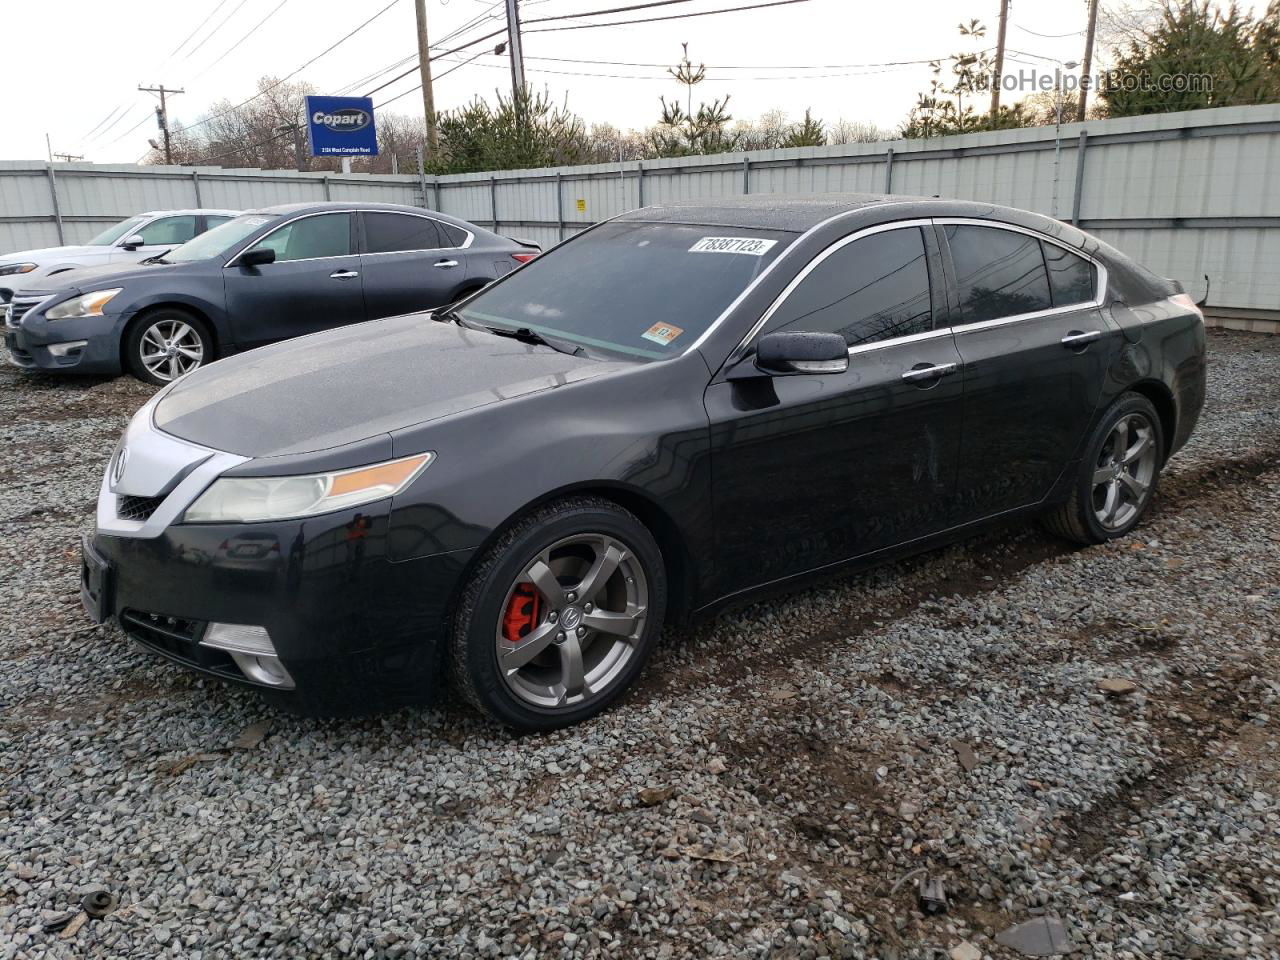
xmin=183 ymin=453 xmax=434 ymax=523
xmin=0 ymin=262 xmax=37 ymax=276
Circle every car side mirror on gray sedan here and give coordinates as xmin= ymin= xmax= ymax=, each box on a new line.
xmin=238 ymin=248 xmax=276 ymax=268
xmin=741 ymin=331 xmax=849 ymax=378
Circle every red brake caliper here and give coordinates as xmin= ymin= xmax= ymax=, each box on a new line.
xmin=502 ymin=583 xmax=541 ymax=646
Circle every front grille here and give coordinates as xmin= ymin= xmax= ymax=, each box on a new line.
xmin=117 ymin=494 xmax=165 ymax=522
xmin=119 ymin=609 xmax=239 ymax=678
xmin=6 ymin=296 xmax=42 ymax=329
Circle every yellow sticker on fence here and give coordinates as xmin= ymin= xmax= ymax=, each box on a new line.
xmin=641 ymin=322 xmax=684 ymax=346
xmin=575 ymin=198 xmax=586 ymax=213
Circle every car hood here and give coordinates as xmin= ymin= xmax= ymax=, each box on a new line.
xmin=21 ymin=259 xmax=188 ymax=297
xmin=154 ymin=314 xmax=629 ymax=459
xmin=2 ymin=244 xmax=102 ymax=265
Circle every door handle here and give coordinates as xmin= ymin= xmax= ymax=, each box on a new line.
xmin=434 ymin=260 xmax=459 ymax=268
xmin=1061 ymin=330 xmax=1102 ymax=348
xmin=329 ymin=270 xmax=359 ymax=280
xmin=901 ymin=361 xmax=958 ymax=383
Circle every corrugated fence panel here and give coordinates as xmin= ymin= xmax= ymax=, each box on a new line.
xmin=4 ymin=105 xmax=1280 ymax=310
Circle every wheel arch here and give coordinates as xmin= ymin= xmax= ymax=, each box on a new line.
xmin=1124 ymin=378 xmax=1177 ymax=460
xmin=120 ymin=302 xmax=220 ymax=371
xmin=449 ymin=481 xmax=696 ymax=629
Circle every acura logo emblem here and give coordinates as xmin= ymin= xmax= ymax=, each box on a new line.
xmin=110 ymin=446 xmax=129 ymax=487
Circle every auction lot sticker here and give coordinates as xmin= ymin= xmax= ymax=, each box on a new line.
xmin=689 ymin=236 xmax=778 ymax=256
xmin=642 ymin=322 xmax=684 ymax=346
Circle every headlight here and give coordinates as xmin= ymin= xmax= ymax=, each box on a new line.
xmin=183 ymin=453 xmax=434 ymax=523
xmin=46 ymin=288 xmax=122 ymax=320
xmin=0 ymin=262 xmax=37 ymax=276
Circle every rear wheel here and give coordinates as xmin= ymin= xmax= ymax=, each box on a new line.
xmin=1043 ymin=392 xmax=1164 ymax=544
xmin=449 ymin=497 xmax=666 ymax=731
xmin=124 ymin=308 xmax=212 ymax=385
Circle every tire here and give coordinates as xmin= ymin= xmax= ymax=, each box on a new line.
xmin=124 ymin=308 xmax=213 ymax=386
xmin=1043 ymin=391 xmax=1165 ymax=545
xmin=449 ymin=496 xmax=667 ymax=731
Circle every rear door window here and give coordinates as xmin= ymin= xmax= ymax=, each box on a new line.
xmin=766 ymin=227 xmax=933 ymax=347
xmin=946 ymin=224 xmax=1052 ymax=324
xmin=364 ymin=213 xmax=443 ymax=253
xmin=437 ymin=222 xmax=470 ymax=247
xmin=1042 ymin=241 xmax=1096 ymax=306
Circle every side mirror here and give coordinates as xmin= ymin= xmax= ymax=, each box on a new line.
xmin=753 ymin=331 xmax=849 ymax=376
xmin=238 ymin=247 xmax=276 ymax=268
xmin=120 ymin=234 xmax=146 ymax=251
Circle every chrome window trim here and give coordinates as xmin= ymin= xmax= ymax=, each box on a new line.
xmin=686 ymin=201 xmax=922 ymax=356
xmin=846 ymin=325 xmax=954 ymax=357
xmin=725 ymin=217 xmax=935 ymax=364
xmin=224 ymin=209 xmax=474 ymax=268
xmin=934 ymin=217 xmax=1108 ymax=333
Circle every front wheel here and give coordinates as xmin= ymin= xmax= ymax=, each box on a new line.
xmin=449 ymin=497 xmax=666 ymax=731
xmin=1043 ymin=392 xmax=1164 ymax=544
xmin=124 ymin=309 xmax=212 ymax=385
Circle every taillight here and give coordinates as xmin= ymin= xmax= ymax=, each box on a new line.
xmin=511 ymin=252 xmax=537 ymax=264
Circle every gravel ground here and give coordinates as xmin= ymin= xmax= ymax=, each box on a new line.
xmin=2 ymin=330 xmax=1278 ymax=959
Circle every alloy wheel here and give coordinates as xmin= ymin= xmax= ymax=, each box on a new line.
xmin=139 ymin=318 xmax=204 ymax=382
xmin=1091 ymin=412 xmax=1158 ymax=531
xmin=496 ymin=533 xmax=648 ymax=710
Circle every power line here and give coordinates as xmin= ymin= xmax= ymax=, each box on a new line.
xmin=170 ymin=0 xmax=235 ymax=57
xmin=185 ymin=0 xmax=252 ymax=59
xmin=190 ymin=0 xmax=291 ymax=80
xmin=364 ymin=0 xmax=815 ymax=98
xmin=521 ymin=53 xmax=947 ymax=70
xmin=524 ymin=0 xmax=814 ymax=34
xmin=1014 ymin=22 xmax=1085 ymax=39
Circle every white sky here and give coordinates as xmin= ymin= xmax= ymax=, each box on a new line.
xmin=7 ymin=0 xmax=1264 ymax=164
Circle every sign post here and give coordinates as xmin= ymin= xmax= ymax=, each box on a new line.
xmin=305 ymin=96 xmax=378 ymax=164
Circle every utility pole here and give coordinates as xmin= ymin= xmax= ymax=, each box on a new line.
xmin=139 ymin=84 xmax=184 ymax=164
xmin=990 ymin=0 xmax=1010 ymax=115
xmin=1078 ymin=0 xmax=1100 ymax=121
xmin=414 ymin=0 xmax=439 ymax=155
xmin=505 ymin=0 xmax=526 ymax=98
xmin=51 ymin=152 xmax=84 ymax=163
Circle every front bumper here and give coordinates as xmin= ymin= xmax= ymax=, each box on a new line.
xmin=90 ymin=511 xmax=473 ymax=712
xmin=6 ymin=307 xmax=126 ymax=375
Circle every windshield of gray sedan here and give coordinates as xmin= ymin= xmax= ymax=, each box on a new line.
xmin=458 ymin=222 xmax=793 ymax=360
xmin=166 ymin=214 xmax=283 ymax=263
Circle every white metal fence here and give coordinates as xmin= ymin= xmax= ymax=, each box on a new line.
xmin=4 ymin=104 xmax=1278 ymax=317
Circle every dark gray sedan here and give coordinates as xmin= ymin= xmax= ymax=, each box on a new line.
xmin=4 ymin=202 xmax=538 ymax=384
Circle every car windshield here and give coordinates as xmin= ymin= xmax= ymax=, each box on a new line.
xmin=458 ymin=221 xmax=793 ymax=361
xmin=88 ymin=216 xmax=147 ymax=246
xmin=165 ymin=213 xmax=283 ymax=263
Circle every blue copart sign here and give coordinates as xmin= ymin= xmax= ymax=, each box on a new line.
xmin=306 ymin=96 xmax=378 ymax=157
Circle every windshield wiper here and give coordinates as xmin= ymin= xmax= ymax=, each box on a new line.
xmin=484 ymin=325 xmax=583 ymax=357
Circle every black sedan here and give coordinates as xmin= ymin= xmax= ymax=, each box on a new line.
xmin=5 ymin=202 xmax=537 ymax=384
xmin=83 ymin=194 xmax=1206 ymax=730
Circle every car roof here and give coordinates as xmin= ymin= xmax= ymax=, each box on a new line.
xmin=616 ymin=193 xmax=920 ymax=232
xmin=134 ymin=209 xmax=241 ymax=217
xmin=248 ymin=201 xmax=477 ymax=227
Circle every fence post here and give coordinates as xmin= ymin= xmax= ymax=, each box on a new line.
xmin=433 ymin=179 xmax=441 ymax=212
xmin=46 ymin=164 xmax=64 ymax=245
xmin=416 ymin=146 xmax=429 ymax=209
xmin=490 ymin=177 xmax=498 ymax=230
xmin=884 ymin=147 xmax=894 ymax=193
xmin=637 ymin=162 xmax=644 ymax=207
xmin=1071 ymin=131 xmax=1088 ymax=226
xmin=743 ymin=156 xmax=751 ymax=195
xmin=556 ymin=172 xmax=565 ymax=242
xmin=323 ymin=175 xmax=332 ymax=201
xmin=191 ymin=169 xmax=203 ymax=206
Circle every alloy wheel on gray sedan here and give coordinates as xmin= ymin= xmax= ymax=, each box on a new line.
xmin=138 ymin=318 xmax=205 ymax=382
xmin=1091 ymin=412 xmax=1158 ymax=530
xmin=497 ymin=533 xmax=648 ymax=709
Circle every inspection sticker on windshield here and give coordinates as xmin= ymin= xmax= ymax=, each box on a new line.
xmin=689 ymin=236 xmax=778 ymax=256
xmin=642 ymin=322 xmax=684 ymax=346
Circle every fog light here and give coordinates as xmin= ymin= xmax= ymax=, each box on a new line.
xmin=47 ymin=340 xmax=88 ymax=358
xmin=200 ymin=623 xmax=295 ymax=689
